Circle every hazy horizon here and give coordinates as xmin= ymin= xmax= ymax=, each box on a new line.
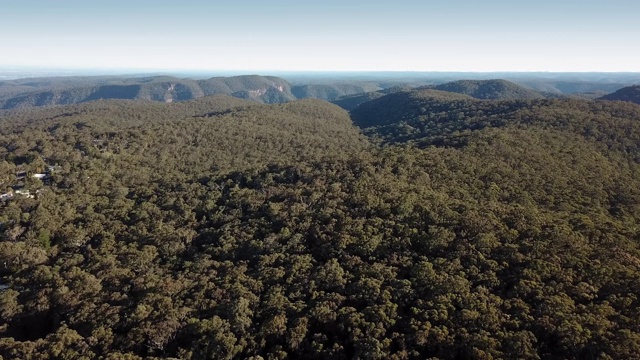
xmin=2 ymin=0 xmax=640 ymax=73
xmin=2 ymin=67 xmax=640 ymax=83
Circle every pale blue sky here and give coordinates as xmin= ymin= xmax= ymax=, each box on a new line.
xmin=1 ymin=0 xmax=639 ymax=72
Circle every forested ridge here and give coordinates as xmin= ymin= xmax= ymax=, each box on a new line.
xmin=1 ymin=89 xmax=640 ymax=359
xmin=599 ymin=85 xmax=640 ymax=105
xmin=0 ymin=75 xmax=296 ymax=109
xmin=428 ymin=80 xmax=547 ymax=100
xmin=1 ymin=74 xmax=636 ymax=111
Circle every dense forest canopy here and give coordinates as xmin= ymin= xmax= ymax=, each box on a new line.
xmin=1 ymin=83 xmax=640 ymax=359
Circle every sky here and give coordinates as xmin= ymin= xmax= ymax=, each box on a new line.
xmin=1 ymin=0 xmax=639 ymax=72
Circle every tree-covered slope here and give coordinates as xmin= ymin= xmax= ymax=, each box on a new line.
xmin=599 ymin=85 xmax=640 ymax=104
xmin=331 ymin=91 xmax=387 ymax=110
xmin=350 ymin=88 xmax=473 ymax=129
xmin=330 ymin=86 xmax=414 ymax=111
xmin=1 ymin=92 xmax=640 ymax=359
xmin=291 ymin=83 xmax=381 ymax=101
xmin=0 ymin=95 xmax=367 ymax=175
xmin=432 ymin=79 xmax=546 ymax=100
xmin=352 ymin=88 xmax=640 ymax=158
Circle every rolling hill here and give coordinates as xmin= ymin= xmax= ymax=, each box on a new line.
xmin=430 ymin=79 xmax=546 ymax=100
xmin=516 ymin=79 xmax=627 ymax=96
xmin=599 ymin=85 xmax=640 ymax=104
xmin=352 ymin=87 xmax=640 ymax=154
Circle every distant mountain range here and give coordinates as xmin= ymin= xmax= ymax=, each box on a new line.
xmin=514 ymin=80 xmax=628 ymax=98
xmin=0 ymin=75 xmax=637 ymax=110
xmin=0 ymin=75 xmax=295 ymax=109
xmin=0 ymin=75 xmax=394 ymax=110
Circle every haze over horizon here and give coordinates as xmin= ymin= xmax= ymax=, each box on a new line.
xmin=2 ymin=0 xmax=640 ymax=73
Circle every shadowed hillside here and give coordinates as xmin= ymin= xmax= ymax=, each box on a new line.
xmin=352 ymin=88 xmax=640 ymax=157
xmin=599 ymin=85 xmax=640 ymax=104
xmin=291 ymin=83 xmax=381 ymax=101
xmin=330 ymin=86 xmax=414 ymax=111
